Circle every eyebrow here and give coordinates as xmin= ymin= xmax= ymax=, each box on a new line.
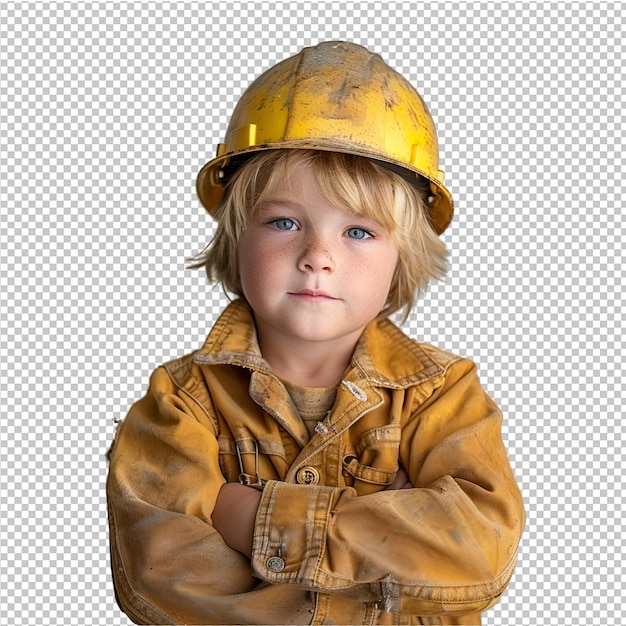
xmin=256 ymin=197 xmax=304 ymax=211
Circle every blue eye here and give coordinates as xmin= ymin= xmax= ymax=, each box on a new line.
xmin=271 ymin=218 xmax=297 ymax=231
xmin=346 ymin=227 xmax=372 ymax=240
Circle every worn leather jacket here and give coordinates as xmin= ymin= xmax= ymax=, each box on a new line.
xmin=107 ymin=300 xmax=524 ymax=625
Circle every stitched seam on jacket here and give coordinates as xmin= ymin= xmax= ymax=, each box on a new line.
xmin=161 ymin=364 xmax=221 ymax=436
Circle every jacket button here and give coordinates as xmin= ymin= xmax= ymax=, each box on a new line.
xmin=266 ymin=556 xmax=285 ymax=572
xmin=296 ymin=466 xmax=320 ymax=485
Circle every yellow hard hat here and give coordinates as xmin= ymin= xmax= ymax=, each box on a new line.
xmin=197 ymin=41 xmax=453 ymax=234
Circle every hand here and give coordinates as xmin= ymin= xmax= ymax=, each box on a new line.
xmin=386 ymin=465 xmax=413 ymax=490
xmin=212 ymin=482 xmax=262 ymax=558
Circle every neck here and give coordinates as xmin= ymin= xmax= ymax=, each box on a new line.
xmin=256 ymin=331 xmax=360 ymax=388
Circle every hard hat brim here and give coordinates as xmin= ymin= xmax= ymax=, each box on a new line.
xmin=196 ymin=143 xmax=454 ymax=235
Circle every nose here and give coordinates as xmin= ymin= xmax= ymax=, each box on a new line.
xmin=297 ymin=234 xmax=335 ymax=273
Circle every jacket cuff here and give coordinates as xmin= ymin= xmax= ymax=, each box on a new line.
xmin=250 ymin=480 xmax=340 ymax=585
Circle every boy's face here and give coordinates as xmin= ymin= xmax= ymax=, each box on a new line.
xmin=237 ymin=162 xmax=399 ymax=355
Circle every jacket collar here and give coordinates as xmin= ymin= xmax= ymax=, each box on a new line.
xmin=193 ymin=299 xmax=445 ymax=389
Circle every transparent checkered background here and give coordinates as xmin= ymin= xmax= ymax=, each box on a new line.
xmin=1 ymin=2 xmax=623 ymax=624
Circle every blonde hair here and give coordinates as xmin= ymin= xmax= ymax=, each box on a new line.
xmin=190 ymin=149 xmax=448 ymax=321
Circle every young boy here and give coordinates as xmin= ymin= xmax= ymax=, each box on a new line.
xmin=106 ymin=41 xmax=524 ymax=625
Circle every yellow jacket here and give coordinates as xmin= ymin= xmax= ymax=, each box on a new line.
xmin=107 ymin=300 xmax=524 ymax=625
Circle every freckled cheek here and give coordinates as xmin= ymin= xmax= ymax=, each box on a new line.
xmin=343 ymin=259 xmax=393 ymax=305
xmin=362 ymin=255 xmax=398 ymax=301
xmin=355 ymin=255 xmax=397 ymax=283
xmin=240 ymin=244 xmax=292 ymax=293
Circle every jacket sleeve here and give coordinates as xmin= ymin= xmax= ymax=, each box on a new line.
xmin=249 ymin=358 xmax=525 ymax=617
xmin=106 ymin=366 xmax=312 ymax=625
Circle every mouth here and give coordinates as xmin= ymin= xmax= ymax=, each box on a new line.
xmin=289 ymin=289 xmax=338 ymax=301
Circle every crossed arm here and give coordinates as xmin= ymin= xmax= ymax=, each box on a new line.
xmin=108 ymin=361 xmax=524 ymax=622
xmin=212 ymin=467 xmax=413 ymax=558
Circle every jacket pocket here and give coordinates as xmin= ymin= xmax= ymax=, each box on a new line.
xmin=342 ymin=455 xmax=397 ymax=486
xmin=341 ymin=424 xmax=401 ymax=495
